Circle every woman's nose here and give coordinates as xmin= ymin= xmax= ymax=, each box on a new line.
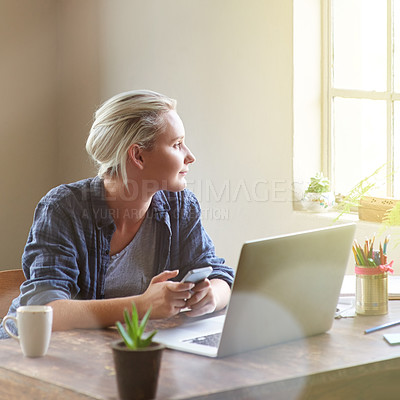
xmin=185 ymin=146 xmax=196 ymax=164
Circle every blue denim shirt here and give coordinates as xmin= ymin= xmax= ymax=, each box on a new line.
xmin=0 ymin=177 xmax=234 ymax=339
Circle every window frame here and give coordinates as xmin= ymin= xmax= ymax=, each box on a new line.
xmin=323 ymin=0 xmax=399 ymax=198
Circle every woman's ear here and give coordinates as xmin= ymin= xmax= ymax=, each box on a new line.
xmin=127 ymin=144 xmax=144 ymax=170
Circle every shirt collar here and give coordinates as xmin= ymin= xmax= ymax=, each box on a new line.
xmin=89 ymin=176 xmax=115 ymax=230
xmin=90 ymin=178 xmax=172 ymax=228
xmin=151 ymin=191 xmax=171 ymax=214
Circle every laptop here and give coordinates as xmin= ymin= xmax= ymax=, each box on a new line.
xmin=155 ymin=223 xmax=356 ymax=357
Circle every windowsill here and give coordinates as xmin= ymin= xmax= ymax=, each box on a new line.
xmin=292 ymin=208 xmax=390 ymax=229
xmin=293 ymin=206 xmax=400 ymax=234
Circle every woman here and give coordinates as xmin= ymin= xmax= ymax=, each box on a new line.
xmin=0 ymin=90 xmax=234 ymax=338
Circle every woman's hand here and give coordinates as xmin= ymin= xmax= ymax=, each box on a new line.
xmin=139 ymin=270 xmax=194 ymax=319
xmin=184 ymin=278 xmax=231 ymax=317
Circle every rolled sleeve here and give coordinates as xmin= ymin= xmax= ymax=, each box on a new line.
xmin=21 ymin=202 xmax=82 ymax=306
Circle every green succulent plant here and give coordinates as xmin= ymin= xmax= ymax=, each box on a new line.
xmin=116 ymin=303 xmax=157 ymax=350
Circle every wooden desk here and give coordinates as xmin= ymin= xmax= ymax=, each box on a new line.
xmin=2 ymin=303 xmax=400 ymax=400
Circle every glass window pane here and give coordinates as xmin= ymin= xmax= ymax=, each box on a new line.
xmin=332 ymin=0 xmax=387 ymax=91
xmin=394 ymin=102 xmax=400 ymax=197
xmin=333 ymin=98 xmax=387 ymax=196
xmin=395 ymin=0 xmax=400 ymax=92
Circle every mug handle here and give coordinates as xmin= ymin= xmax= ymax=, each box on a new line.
xmin=2 ymin=315 xmax=19 ymax=340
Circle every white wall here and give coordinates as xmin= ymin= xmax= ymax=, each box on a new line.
xmin=0 ymin=0 xmax=99 ymax=270
xmin=0 ymin=0 xmax=59 ymax=269
xmin=293 ymin=0 xmax=322 ymax=204
xmin=56 ymin=0 xmax=100 ymax=183
xmin=98 ymin=0 xmax=296 ymax=268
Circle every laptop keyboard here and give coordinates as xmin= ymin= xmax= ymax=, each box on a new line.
xmin=183 ymin=332 xmax=221 ymax=348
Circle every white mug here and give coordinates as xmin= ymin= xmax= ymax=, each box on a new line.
xmin=3 ymin=305 xmax=53 ymax=357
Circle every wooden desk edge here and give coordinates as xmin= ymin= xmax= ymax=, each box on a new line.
xmin=183 ymin=357 xmax=400 ymax=400
xmin=0 ymin=365 xmax=97 ymax=400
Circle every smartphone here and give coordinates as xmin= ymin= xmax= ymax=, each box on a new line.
xmin=180 ymin=266 xmax=213 ymax=284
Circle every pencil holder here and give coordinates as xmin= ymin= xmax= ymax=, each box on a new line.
xmin=355 ymin=265 xmax=388 ymax=315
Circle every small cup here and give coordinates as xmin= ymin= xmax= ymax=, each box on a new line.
xmin=3 ymin=305 xmax=53 ymax=357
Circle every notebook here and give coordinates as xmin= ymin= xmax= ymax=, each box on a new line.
xmin=155 ymin=223 xmax=356 ymax=357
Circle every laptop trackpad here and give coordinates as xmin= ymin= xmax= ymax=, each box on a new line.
xmin=155 ymin=315 xmax=225 ymax=354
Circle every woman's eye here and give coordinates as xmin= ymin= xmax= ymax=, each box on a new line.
xmin=174 ymin=142 xmax=182 ymax=149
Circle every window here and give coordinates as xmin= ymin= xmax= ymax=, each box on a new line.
xmin=325 ymin=0 xmax=400 ymax=198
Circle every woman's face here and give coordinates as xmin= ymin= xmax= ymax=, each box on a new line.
xmin=140 ymin=110 xmax=196 ymax=193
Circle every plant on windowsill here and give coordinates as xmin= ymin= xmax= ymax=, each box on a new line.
xmin=334 ymin=164 xmax=400 ymax=226
xmin=111 ymin=304 xmax=164 ymax=400
xmin=302 ymin=172 xmax=335 ymax=212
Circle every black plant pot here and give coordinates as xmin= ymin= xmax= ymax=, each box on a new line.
xmin=111 ymin=340 xmax=164 ymax=400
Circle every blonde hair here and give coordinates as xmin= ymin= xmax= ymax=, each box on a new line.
xmin=86 ymin=90 xmax=177 ymax=186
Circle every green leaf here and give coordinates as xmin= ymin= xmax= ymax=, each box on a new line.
xmin=305 ymin=172 xmax=330 ymax=193
xmin=138 ymin=307 xmax=152 ymax=337
xmin=140 ymin=330 xmax=158 ymax=348
xmin=124 ymin=308 xmax=135 ymax=342
xmin=382 ymin=202 xmax=400 ymax=227
xmin=131 ymin=303 xmax=139 ymax=334
xmin=116 ymin=321 xmax=135 ymax=349
xmin=334 ymin=164 xmax=387 ymax=221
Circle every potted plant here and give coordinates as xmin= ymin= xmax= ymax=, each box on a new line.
xmin=334 ymin=164 xmax=398 ymax=224
xmin=111 ymin=304 xmax=164 ymax=400
xmin=302 ymin=172 xmax=335 ymax=212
